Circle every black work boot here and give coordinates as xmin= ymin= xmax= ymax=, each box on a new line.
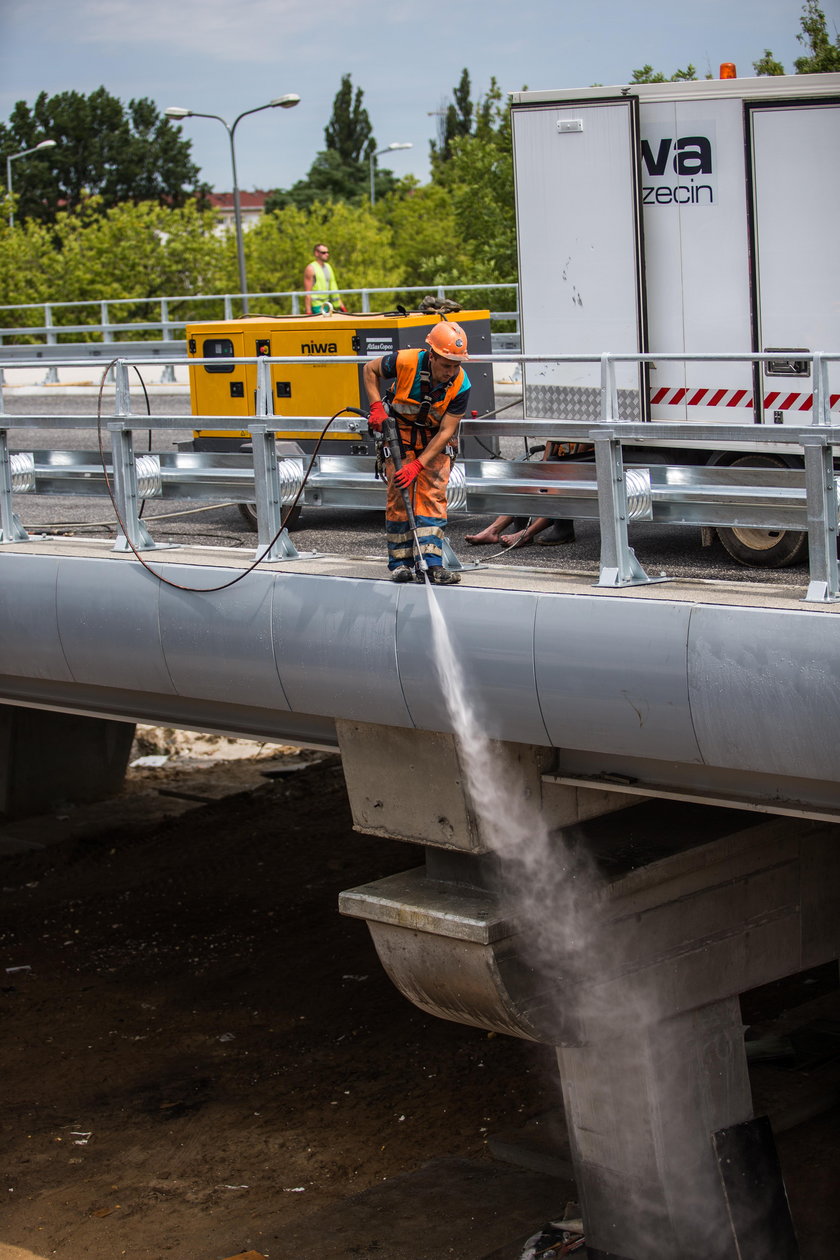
xmin=427 ymin=567 xmax=461 ymax=585
xmin=391 ymin=566 xmax=415 ymax=583
xmin=536 ymin=520 xmax=576 ymax=546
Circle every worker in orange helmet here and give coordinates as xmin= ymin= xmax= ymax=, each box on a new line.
xmin=363 ymin=321 xmax=471 ymax=584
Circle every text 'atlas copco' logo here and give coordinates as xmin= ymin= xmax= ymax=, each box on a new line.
xmin=300 ymin=340 xmax=338 ymax=354
xmin=641 ymin=127 xmax=717 ymax=206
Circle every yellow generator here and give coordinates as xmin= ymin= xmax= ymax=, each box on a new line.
xmin=185 ymin=309 xmax=496 ymax=529
xmin=187 ymin=309 xmax=495 ymax=448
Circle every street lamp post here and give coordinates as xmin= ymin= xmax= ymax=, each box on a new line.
xmin=6 ymin=139 xmax=57 ymax=227
xmin=369 ymin=142 xmax=413 ymax=206
xmin=165 ymin=95 xmax=300 ymax=315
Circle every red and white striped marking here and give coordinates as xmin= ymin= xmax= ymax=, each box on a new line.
xmin=650 ymin=386 xmax=840 ymax=411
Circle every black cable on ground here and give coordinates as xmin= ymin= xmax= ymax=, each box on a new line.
xmin=94 ymin=358 xmax=352 ymax=594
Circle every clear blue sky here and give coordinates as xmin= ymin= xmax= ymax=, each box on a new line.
xmin=0 ymin=0 xmax=834 ymax=194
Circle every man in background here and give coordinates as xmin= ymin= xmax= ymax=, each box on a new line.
xmin=303 ymin=244 xmax=345 ymax=314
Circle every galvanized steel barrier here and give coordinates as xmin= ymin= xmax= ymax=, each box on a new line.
xmin=0 ymin=283 xmax=520 ymax=383
xmin=1 ymin=349 xmax=838 ymax=602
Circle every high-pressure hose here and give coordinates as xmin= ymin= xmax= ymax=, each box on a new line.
xmin=345 ymin=406 xmax=430 ymax=580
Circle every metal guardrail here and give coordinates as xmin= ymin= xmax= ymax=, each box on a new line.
xmin=1 ymin=350 xmax=838 ymax=602
xmin=0 ymin=341 xmax=185 ymax=363
xmin=0 ymin=282 xmax=517 ymax=328
xmin=0 ymin=284 xmax=521 ymax=383
xmin=0 ymin=332 xmax=521 ymax=372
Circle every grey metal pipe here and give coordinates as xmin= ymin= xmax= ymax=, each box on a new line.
xmin=1 ymin=549 xmax=839 ymax=818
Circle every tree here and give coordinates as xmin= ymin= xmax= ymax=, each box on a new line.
xmin=753 ymin=50 xmax=786 ymax=76
xmin=630 ymin=64 xmax=699 ymax=83
xmin=0 ymin=200 xmax=227 ymax=323
xmin=378 ymin=180 xmax=466 ymax=288
xmin=267 ymin=74 xmax=376 ymax=210
xmin=755 ymin=1 xmax=840 ymax=74
xmin=245 ymin=200 xmax=401 ymax=306
xmin=431 ymin=80 xmax=517 ymax=292
xmin=0 ymin=88 xmax=203 ymax=224
xmin=324 ymin=74 xmax=374 ymax=165
xmin=430 ymin=68 xmax=474 ymax=169
xmin=794 ymin=0 xmax=840 ymax=71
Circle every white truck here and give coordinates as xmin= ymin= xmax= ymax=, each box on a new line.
xmin=509 ymin=70 xmax=840 ymax=565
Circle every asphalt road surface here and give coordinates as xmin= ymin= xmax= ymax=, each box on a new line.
xmin=3 ymin=389 xmax=811 ymax=591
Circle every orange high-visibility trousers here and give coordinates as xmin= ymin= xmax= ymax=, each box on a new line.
xmin=385 ymin=447 xmax=452 ymax=571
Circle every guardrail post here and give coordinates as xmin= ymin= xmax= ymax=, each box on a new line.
xmin=592 ymin=431 xmax=659 ymax=587
xmin=100 ymin=302 xmax=116 ymax=384
xmin=291 ymin=292 xmax=300 ymax=315
xmin=802 ymin=433 xmax=839 ymax=603
xmin=255 ymin=353 xmax=271 ymax=418
xmin=361 ymin=289 xmax=371 ymax=314
xmin=109 ymin=362 xmax=168 ymax=553
xmin=159 ymin=299 xmax=176 ymax=384
xmin=249 ymin=418 xmax=306 ymax=562
xmin=42 ymin=305 xmax=59 ymax=385
xmin=600 ymin=353 xmax=619 ymax=423
xmin=0 ymin=424 xmax=31 ymax=544
xmin=811 ymin=352 xmax=832 ymax=427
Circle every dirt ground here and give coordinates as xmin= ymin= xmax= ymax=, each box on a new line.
xmin=0 ymin=731 xmax=562 ymax=1260
xmin=1 ymin=731 xmax=839 ymax=1260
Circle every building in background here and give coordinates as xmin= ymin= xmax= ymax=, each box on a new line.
xmin=207 ymin=191 xmax=269 ymax=235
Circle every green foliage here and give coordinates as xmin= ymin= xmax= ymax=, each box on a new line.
xmin=0 ymin=200 xmax=227 ymax=334
xmin=0 ymin=88 xmax=203 ymax=224
xmin=429 ymin=68 xmax=501 ymax=177
xmin=631 ymin=64 xmax=698 ymax=83
xmin=753 ymin=49 xmax=787 ymax=75
xmin=268 ymin=74 xmax=376 ymax=209
xmin=753 ymin=2 xmax=839 ymax=75
xmin=324 ymin=74 xmax=375 ymax=164
xmin=638 ymin=2 xmax=839 ymax=82
xmin=377 ymin=181 xmax=466 ymax=289
xmin=0 ymin=215 xmax=60 ymax=313
xmin=430 ymin=68 xmax=474 ymax=169
xmin=431 ymin=80 xmax=517 ymax=294
xmin=4 ymin=0 xmax=835 ymax=321
xmin=266 ymin=150 xmax=366 ymax=211
xmin=245 ymin=200 xmax=401 ymax=309
xmin=794 ymin=0 xmax=840 ymax=71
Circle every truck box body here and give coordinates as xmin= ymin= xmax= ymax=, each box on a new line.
xmin=509 ymin=73 xmax=840 ymax=429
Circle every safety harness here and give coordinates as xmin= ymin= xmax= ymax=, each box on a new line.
xmin=392 ymin=357 xmax=436 ymax=453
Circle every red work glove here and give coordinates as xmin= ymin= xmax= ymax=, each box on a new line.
xmin=394 ymin=458 xmax=423 ymax=489
xmin=368 ymin=399 xmax=388 ymax=432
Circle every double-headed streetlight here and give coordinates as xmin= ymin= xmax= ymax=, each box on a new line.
xmin=165 ymin=95 xmax=301 ymax=314
xmin=369 ymin=142 xmax=413 ymax=206
xmin=6 ymin=139 xmax=57 ymax=227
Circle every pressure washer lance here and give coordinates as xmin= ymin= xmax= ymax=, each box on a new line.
xmin=347 ymin=406 xmax=430 ymax=581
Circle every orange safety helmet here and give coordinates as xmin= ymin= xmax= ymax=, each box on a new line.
xmin=425 ymin=321 xmax=469 ymax=362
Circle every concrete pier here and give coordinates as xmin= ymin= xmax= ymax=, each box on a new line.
xmin=0 ymin=704 xmax=135 ymax=820
xmin=338 ymin=721 xmax=838 ymax=1258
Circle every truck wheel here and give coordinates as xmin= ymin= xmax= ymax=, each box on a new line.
xmin=714 ymin=454 xmax=808 ymax=568
xmin=238 ymin=502 xmax=302 ymax=532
